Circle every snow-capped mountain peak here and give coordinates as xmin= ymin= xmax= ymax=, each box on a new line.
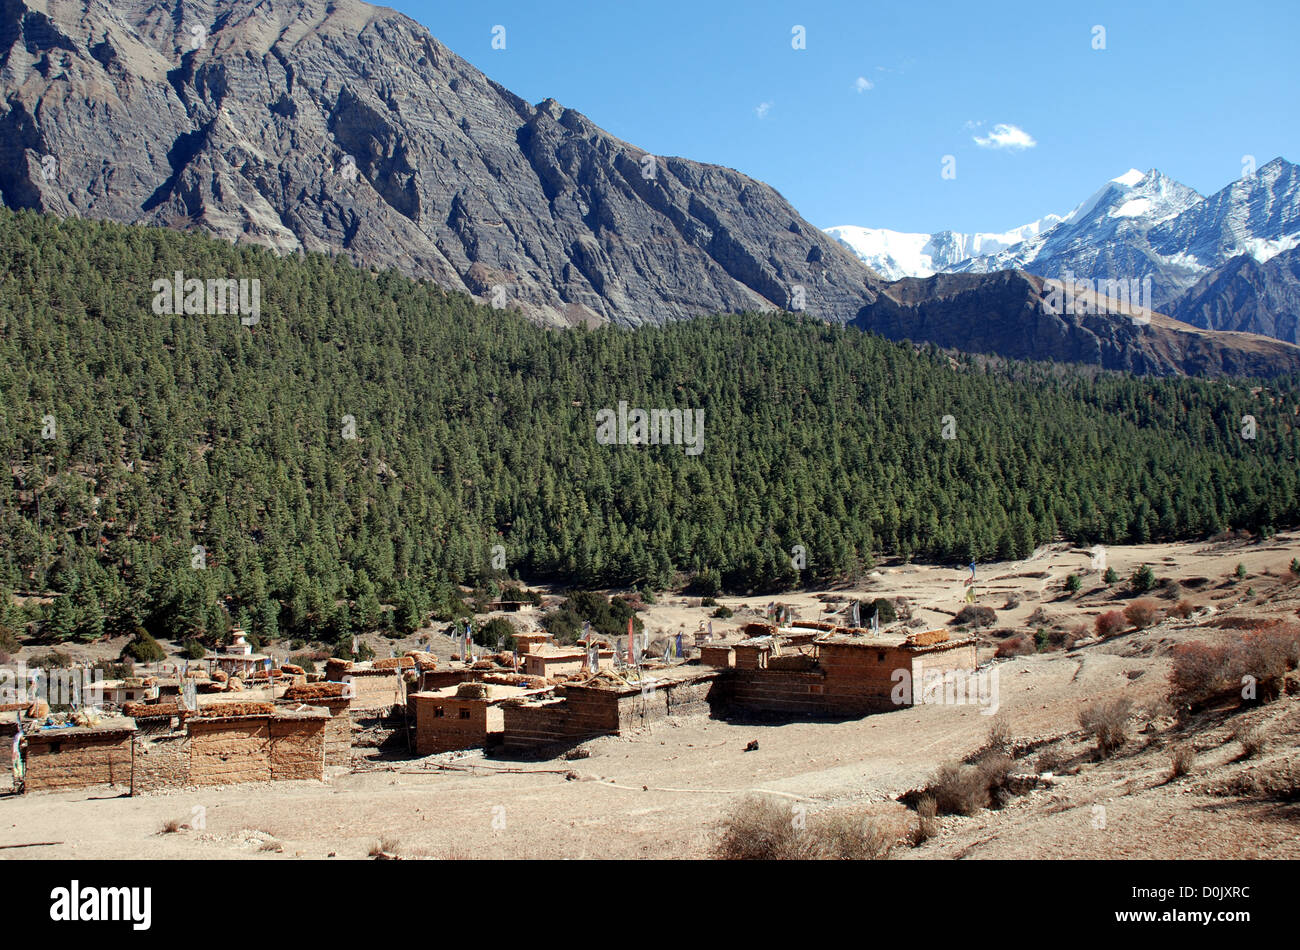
xmin=826 ymin=159 xmax=1300 ymax=321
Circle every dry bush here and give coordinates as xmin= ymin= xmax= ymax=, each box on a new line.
xmin=369 ymin=835 xmax=401 ymax=857
xmin=953 ymin=605 xmax=997 ymax=628
xmin=995 ymin=634 xmax=1034 ymax=658
xmin=910 ymin=794 xmax=939 ymax=846
xmin=1170 ymin=745 xmax=1195 ymax=779
xmin=930 ymin=763 xmax=991 ymax=816
xmin=1169 ymin=641 xmax=1232 ymax=707
xmin=1053 ymin=623 xmax=1088 ymax=649
xmin=804 ymin=813 xmax=894 ymax=860
xmin=1078 ymin=696 xmax=1132 ymax=756
xmin=259 ymin=839 xmax=283 ymax=853
xmin=1169 ymin=599 xmax=1195 ymax=620
xmin=1123 ymin=598 xmax=1162 ymax=630
xmin=1170 ymin=627 xmax=1300 ymax=708
xmin=1036 ymin=747 xmax=1065 ymax=774
xmin=714 ymin=797 xmax=798 ymax=860
xmin=986 ymin=717 xmax=1011 ymax=755
xmin=1002 ymin=595 xmax=1021 ymax=611
xmin=1233 ymin=723 xmax=1265 ymax=759
xmin=1095 ymin=610 xmax=1127 ymax=639
xmin=713 ymin=796 xmax=893 ymax=860
xmin=159 ymin=818 xmax=184 ymax=835
xmin=975 ymin=751 xmax=1015 ymax=808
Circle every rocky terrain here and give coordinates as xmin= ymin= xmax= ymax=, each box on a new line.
xmin=856 ymin=269 xmax=1300 ymax=377
xmin=1172 ymin=247 xmax=1300 ymax=344
xmin=0 ymin=0 xmax=882 ymax=329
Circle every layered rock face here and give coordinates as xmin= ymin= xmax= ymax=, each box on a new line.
xmin=0 ymin=0 xmax=879 ymax=328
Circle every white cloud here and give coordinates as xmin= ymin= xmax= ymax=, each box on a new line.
xmin=973 ymin=122 xmax=1037 ymax=151
xmin=854 ymin=76 xmax=873 ymax=93
xmin=755 ymin=101 xmax=773 ymax=119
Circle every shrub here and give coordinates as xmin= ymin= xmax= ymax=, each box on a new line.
xmin=333 ymin=638 xmax=376 ymax=661
xmin=700 ymin=596 xmax=717 ymax=607
xmin=1170 ymin=746 xmax=1194 ymax=779
xmin=287 ymin=652 xmax=318 ymax=674
xmin=975 ymin=751 xmax=1015 ymax=808
xmin=712 ymin=796 xmax=893 ymax=860
xmin=369 ymin=835 xmax=401 ymax=857
xmin=1036 ymin=748 xmax=1064 ymax=774
xmin=1235 ymin=563 xmax=1248 ymax=580
xmin=1104 ymin=567 xmax=1118 ymax=585
xmin=1169 ymin=641 xmax=1231 ymax=707
xmin=1123 ymin=598 xmax=1161 ymax=630
xmin=911 ymin=794 xmax=939 ymax=846
xmin=121 ymin=630 xmax=166 ymax=664
xmin=1168 ymin=599 xmax=1195 ymax=620
xmin=1078 ymin=697 xmax=1131 ymax=756
xmin=1130 ymin=564 xmax=1156 ymax=594
xmin=711 ymin=605 xmax=733 ymax=619
xmin=1095 ymin=610 xmax=1127 ymax=639
xmin=1034 ymin=628 xmax=1050 ymax=651
xmin=29 ymin=649 xmax=73 ymax=668
xmin=995 ymin=634 xmax=1034 ymax=658
xmin=869 ymin=598 xmax=898 ymax=624
xmin=1065 ymin=574 xmax=1081 ymax=594
xmin=1233 ymin=723 xmax=1264 ymax=759
xmin=687 ymin=570 xmax=721 ymax=597
xmin=930 ymin=763 xmax=990 ymax=815
xmin=0 ymin=624 xmax=20 ymax=655
xmin=179 ymin=638 xmax=206 ymax=660
xmin=479 ymin=616 xmax=517 ymax=651
xmin=801 ymin=813 xmax=894 ymax=860
xmin=1290 ymin=558 xmax=1300 ymax=576
xmin=952 ymin=605 xmax=996 ymax=628
xmin=986 ymin=717 xmax=1011 ymax=755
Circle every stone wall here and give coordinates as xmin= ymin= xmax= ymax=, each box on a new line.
xmin=726 ymin=669 xmax=828 ymax=716
xmin=317 ymin=700 xmax=352 ymax=765
xmin=131 ymin=732 xmax=192 ymax=794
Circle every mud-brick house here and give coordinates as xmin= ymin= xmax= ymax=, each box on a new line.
xmin=186 ymin=704 xmax=327 ymax=786
xmin=22 ymin=719 xmax=137 ymax=792
xmin=130 ymin=702 xmax=328 ymax=792
xmin=500 ymin=667 xmax=723 ymax=755
xmin=512 ymin=632 xmax=553 ymax=655
xmin=522 ymin=646 xmax=587 ymax=679
xmin=410 ymin=682 xmax=538 ymax=755
xmin=327 ymin=658 xmax=412 ymax=713
xmin=282 ymin=682 xmax=353 ymax=765
xmin=724 ymin=629 xmax=978 ymax=717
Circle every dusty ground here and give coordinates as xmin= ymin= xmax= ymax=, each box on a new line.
xmin=3 ymin=534 xmax=1298 ymax=860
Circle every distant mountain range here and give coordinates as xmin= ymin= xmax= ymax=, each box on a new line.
xmin=1 ymin=0 xmax=1298 ymax=375
xmin=829 ymin=160 xmax=1300 ymax=342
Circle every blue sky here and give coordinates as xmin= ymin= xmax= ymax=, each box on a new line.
xmin=387 ymin=0 xmax=1299 ymax=234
